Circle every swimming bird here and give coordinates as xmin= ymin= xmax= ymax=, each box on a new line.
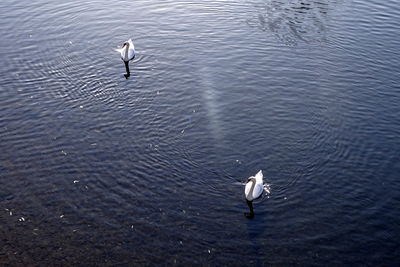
xmin=244 ymin=170 xmax=263 ymax=218
xmin=115 ymin=39 xmax=135 ymax=78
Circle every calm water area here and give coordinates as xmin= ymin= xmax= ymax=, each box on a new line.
xmin=1 ymin=0 xmax=400 ymax=265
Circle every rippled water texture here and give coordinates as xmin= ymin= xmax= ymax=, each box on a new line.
xmin=1 ymin=0 xmax=400 ymax=265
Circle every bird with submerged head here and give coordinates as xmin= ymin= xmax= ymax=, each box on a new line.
xmin=244 ymin=170 xmax=264 ymax=218
xmin=115 ymin=39 xmax=135 ymax=78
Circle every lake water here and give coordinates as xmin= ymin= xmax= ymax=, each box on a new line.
xmin=1 ymin=0 xmax=400 ymax=265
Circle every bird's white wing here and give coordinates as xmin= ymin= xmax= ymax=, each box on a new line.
xmin=127 ymin=39 xmax=135 ymax=60
xmin=252 ymin=183 xmax=263 ymax=199
xmin=245 ymin=181 xmax=252 ymax=197
xmin=255 ymin=170 xmax=263 ymax=184
xmin=128 ymin=39 xmax=135 ymax=50
xmin=115 ymin=47 xmax=126 ymax=60
xmin=128 ymin=48 xmax=135 ymax=60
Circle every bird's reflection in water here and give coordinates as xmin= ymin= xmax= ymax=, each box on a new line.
xmin=244 ymin=200 xmax=255 ymax=219
xmin=124 ymin=61 xmax=130 ymax=79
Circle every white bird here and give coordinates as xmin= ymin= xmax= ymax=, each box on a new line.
xmin=115 ymin=39 xmax=135 ymax=78
xmin=244 ymin=170 xmax=264 ymax=201
xmin=115 ymin=39 xmax=135 ymax=62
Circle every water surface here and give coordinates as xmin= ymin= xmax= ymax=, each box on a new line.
xmin=1 ymin=0 xmax=400 ymax=265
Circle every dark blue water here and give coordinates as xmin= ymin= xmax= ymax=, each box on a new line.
xmin=1 ymin=0 xmax=400 ymax=265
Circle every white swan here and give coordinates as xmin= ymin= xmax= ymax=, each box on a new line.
xmin=115 ymin=39 xmax=135 ymax=62
xmin=245 ymin=170 xmax=263 ymax=201
xmin=115 ymin=39 xmax=135 ymax=78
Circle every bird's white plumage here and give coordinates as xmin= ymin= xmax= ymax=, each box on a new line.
xmin=115 ymin=39 xmax=135 ymax=62
xmin=245 ymin=170 xmax=264 ymax=201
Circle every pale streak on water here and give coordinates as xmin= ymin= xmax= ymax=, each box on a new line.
xmin=200 ymin=65 xmax=224 ymax=142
